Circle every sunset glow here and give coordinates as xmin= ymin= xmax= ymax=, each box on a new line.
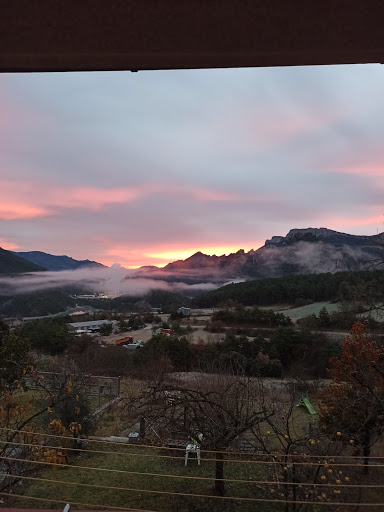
xmin=1 ymin=66 xmax=384 ymax=267
xmin=101 ymin=243 xmax=263 ymax=268
xmin=145 ymin=245 xmax=260 ymax=263
xmin=325 ymin=214 xmax=384 ymax=230
xmin=0 ymin=238 xmax=19 ymax=251
xmin=0 ymin=203 xmax=50 ymax=220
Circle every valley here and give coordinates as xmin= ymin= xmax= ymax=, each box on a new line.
xmin=1 ymin=228 xmax=384 ymax=510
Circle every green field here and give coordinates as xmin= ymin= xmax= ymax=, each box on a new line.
xmin=278 ymin=301 xmax=339 ymax=322
xmin=277 ymin=300 xmax=384 ymax=324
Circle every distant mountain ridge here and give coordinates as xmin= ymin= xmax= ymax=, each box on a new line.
xmin=134 ymin=228 xmax=384 ymax=283
xmin=5 ymin=227 xmax=384 ymax=282
xmin=265 ymin=227 xmax=384 ymax=247
xmin=0 ymin=247 xmax=46 ymax=274
xmin=14 ymin=251 xmax=106 ymax=271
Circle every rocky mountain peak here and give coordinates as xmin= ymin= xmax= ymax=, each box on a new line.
xmin=137 ymin=227 xmax=384 ymax=283
xmin=286 ymin=227 xmax=338 ymax=239
xmin=265 ymin=227 xmax=382 ymax=247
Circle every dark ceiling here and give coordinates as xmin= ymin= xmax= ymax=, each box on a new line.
xmin=1 ymin=1 xmax=384 ymax=72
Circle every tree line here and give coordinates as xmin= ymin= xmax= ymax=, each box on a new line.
xmin=211 ymin=305 xmax=292 ymax=327
xmin=192 ymin=269 xmax=384 ymax=308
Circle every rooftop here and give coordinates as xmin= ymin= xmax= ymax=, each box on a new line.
xmin=1 ymin=2 xmax=384 ymax=72
xmin=68 ymin=320 xmax=112 ymax=328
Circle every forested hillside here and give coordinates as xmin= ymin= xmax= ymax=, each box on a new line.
xmin=0 ymin=289 xmax=76 ymax=317
xmin=193 ymin=269 xmax=384 ymax=307
xmin=0 ymin=287 xmax=190 ymax=317
xmin=0 ymin=247 xmax=46 ymax=274
xmin=15 ymin=250 xmax=105 ymax=271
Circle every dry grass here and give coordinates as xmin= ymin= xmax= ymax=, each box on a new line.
xmin=4 ymin=375 xmax=384 ymax=510
xmin=4 ymin=443 xmax=276 ymax=512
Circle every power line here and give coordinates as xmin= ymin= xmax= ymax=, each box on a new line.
xmin=1 ymin=483 xmax=383 ymax=508
xmin=2 ymin=440 xmax=382 ymax=468
xmin=2 ymin=426 xmax=380 ymax=460
xmin=1 ymin=455 xmax=384 ymax=488
xmin=3 ymin=472 xmax=290 ymax=502
xmin=0 ymin=456 xmax=258 ymax=485
xmin=0 ymin=491 xmax=155 ymax=512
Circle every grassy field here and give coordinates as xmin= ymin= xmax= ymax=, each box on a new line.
xmin=6 ymin=416 xmax=384 ymax=512
xmin=278 ymin=301 xmax=339 ymax=322
xmin=262 ymin=301 xmax=384 ymax=324
xmin=4 ymin=376 xmax=384 ymax=511
xmin=358 ymin=307 xmax=384 ymax=322
xmin=3 ymin=378 xmax=316 ymax=512
xmin=5 ymin=443 xmax=279 ymax=512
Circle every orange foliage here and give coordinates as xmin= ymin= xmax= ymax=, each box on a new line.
xmin=318 ymin=322 xmax=384 ymax=462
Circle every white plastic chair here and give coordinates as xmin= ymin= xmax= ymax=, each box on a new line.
xmin=185 ymin=443 xmax=201 ymax=465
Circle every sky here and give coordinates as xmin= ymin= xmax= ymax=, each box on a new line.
xmin=1 ymin=65 xmax=384 ymax=269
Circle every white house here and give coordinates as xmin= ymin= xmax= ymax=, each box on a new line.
xmin=177 ymin=306 xmax=191 ymax=317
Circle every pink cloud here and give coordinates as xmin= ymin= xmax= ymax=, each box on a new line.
xmin=187 ymin=187 xmax=241 ymax=202
xmin=0 ymin=182 xmax=53 ymax=219
xmin=48 ymin=186 xmax=145 ymax=210
xmin=55 ymin=183 xmax=243 ymax=209
xmin=252 ymin=112 xmax=339 ymax=143
xmin=0 ymin=202 xmax=50 ymax=220
xmin=0 ymin=181 xmax=144 ymax=215
xmin=327 ymin=163 xmax=384 ymax=178
xmin=103 ymin=245 xmax=157 ymax=268
xmin=215 ymin=102 xmax=345 ymax=149
xmin=322 ymin=214 xmax=384 ymax=230
xmin=0 ymin=237 xmax=20 ymax=250
xmin=0 ymin=180 xmax=248 ymax=219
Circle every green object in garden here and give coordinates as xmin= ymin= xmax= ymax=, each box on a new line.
xmin=297 ymin=397 xmax=316 ymax=415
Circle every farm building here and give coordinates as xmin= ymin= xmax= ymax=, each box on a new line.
xmin=177 ymin=306 xmax=191 ymax=317
xmin=68 ymin=319 xmax=112 ymax=335
xmin=190 ymin=308 xmax=214 ymax=317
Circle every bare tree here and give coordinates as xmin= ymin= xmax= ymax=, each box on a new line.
xmin=130 ymin=365 xmax=269 ymax=496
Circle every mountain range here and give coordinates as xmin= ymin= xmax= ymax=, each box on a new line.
xmin=13 ymin=251 xmax=105 ymax=272
xmin=1 ymin=227 xmax=384 ymax=281
xmin=0 ymin=248 xmax=46 ymax=274
xmin=0 ymin=249 xmax=105 ymax=275
xmin=133 ymin=227 xmax=384 ymax=283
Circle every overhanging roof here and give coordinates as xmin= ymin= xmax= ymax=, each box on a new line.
xmin=1 ymin=1 xmax=384 ymax=73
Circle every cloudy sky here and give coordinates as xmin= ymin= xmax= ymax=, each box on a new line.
xmin=1 ymin=65 xmax=384 ymax=268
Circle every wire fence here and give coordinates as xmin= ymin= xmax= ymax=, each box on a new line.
xmin=3 ymin=426 xmax=384 ymax=460
xmin=24 ymin=372 xmax=121 ymax=397
xmin=2 ymin=427 xmax=384 ymax=510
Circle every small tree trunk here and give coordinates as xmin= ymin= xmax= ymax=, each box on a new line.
xmin=215 ymin=450 xmax=225 ymax=496
xmin=140 ymin=414 xmax=146 ymax=439
xmin=183 ymin=405 xmax=189 ymax=429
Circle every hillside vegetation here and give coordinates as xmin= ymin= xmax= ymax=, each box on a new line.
xmin=0 ymin=287 xmax=190 ymax=317
xmin=14 ymin=250 xmax=105 ymax=271
xmin=78 ymin=289 xmax=191 ymax=313
xmin=193 ymin=269 xmax=384 ymax=308
xmin=0 ymin=289 xmax=76 ymax=317
xmin=0 ymin=247 xmax=46 ymax=274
